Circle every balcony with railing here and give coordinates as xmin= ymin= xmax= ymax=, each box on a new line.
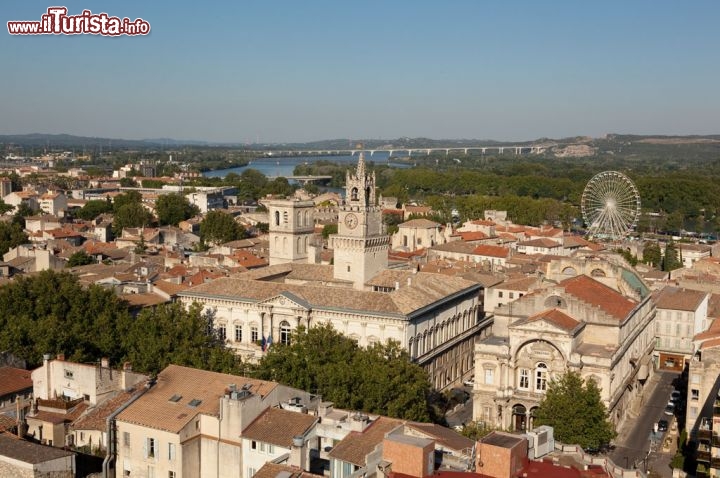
xmin=698 ymin=442 xmax=711 ymax=463
xmin=699 ymin=417 xmax=713 ymax=441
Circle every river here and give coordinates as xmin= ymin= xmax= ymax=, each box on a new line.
xmin=203 ymin=152 xmax=412 ymax=179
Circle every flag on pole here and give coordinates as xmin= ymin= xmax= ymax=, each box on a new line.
xmin=266 ymin=334 xmax=273 ymax=350
xmin=261 ymin=335 xmax=266 ymax=352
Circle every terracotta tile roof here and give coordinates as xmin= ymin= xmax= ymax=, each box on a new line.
xmin=152 ymin=280 xmax=189 ymax=297
xmin=497 ymin=276 xmax=539 ymax=292
xmin=472 ymin=245 xmax=509 ymax=258
xmin=0 ymin=432 xmax=75 ymax=464
xmin=517 ymin=238 xmax=562 ymax=248
xmin=694 ymin=318 xmax=720 ymax=341
xmin=0 ymin=367 xmax=32 ymax=397
xmin=242 ymin=407 xmax=318 ymax=447
xmin=471 ymin=220 xmax=495 ymax=226
xmin=700 ymin=337 xmax=720 ymax=350
xmin=399 ymin=219 xmax=440 ymax=229
xmin=121 ymin=292 xmax=168 ymax=308
xmin=515 ymin=308 xmax=581 ymax=332
xmin=405 ymin=422 xmax=474 ymax=452
xmin=429 ymin=241 xmax=476 ymax=254
xmin=655 ymin=286 xmax=707 ymax=312
xmin=72 ymin=386 xmax=145 ymax=432
xmin=233 ymin=251 xmax=267 ymax=269
xmin=708 ymin=294 xmax=720 ymax=320
xmin=0 ymin=414 xmax=16 ymax=432
xmin=116 ymin=365 xmax=278 ymax=433
xmin=560 ymin=275 xmax=637 ymax=321
xmin=29 ymin=402 xmax=88 ymax=425
xmin=457 ymin=231 xmax=488 ymax=242
xmin=183 ymin=270 xmax=225 ymax=287
xmin=329 ymin=416 xmax=403 ymax=466
xmin=254 ymin=462 xmax=324 ymax=478
xmin=182 ymin=270 xmax=478 ymax=317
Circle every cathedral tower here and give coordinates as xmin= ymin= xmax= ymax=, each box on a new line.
xmin=331 ymin=153 xmax=390 ymax=289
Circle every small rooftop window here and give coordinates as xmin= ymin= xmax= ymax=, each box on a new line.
xmin=168 ymin=394 xmax=182 ymax=403
xmin=188 ymin=399 xmax=202 ymax=408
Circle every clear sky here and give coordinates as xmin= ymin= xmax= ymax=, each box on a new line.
xmin=1 ymin=1 xmax=718 ymax=143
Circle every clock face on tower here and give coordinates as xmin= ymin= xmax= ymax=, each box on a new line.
xmin=344 ymin=213 xmax=358 ymax=230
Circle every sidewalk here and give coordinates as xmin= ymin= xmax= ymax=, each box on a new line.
xmin=615 ymin=372 xmax=664 ymax=448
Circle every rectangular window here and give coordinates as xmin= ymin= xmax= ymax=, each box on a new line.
xmin=268 ymin=444 xmax=274 ymax=454
xmin=123 ymin=432 xmax=130 ymax=448
xmin=169 ymin=472 xmax=176 ymax=478
xmin=251 ymin=440 xmax=257 ymax=450
xmin=146 ymin=437 xmax=156 ymax=458
xmin=251 ymin=326 xmax=259 ymax=343
xmin=64 ymin=369 xmax=74 ymax=379
xmin=417 ymin=237 xmax=422 ymax=245
xmin=498 ymin=291 xmax=503 ymax=298
xmin=248 ymin=468 xmax=256 ymax=477
xmin=519 ymin=369 xmax=529 ymax=389
xmin=509 ymin=292 xmax=514 ymax=299
xmin=259 ymin=442 xmax=266 ymax=453
xmin=218 ymin=324 xmax=226 ymax=340
xmin=691 ymin=407 xmax=698 ymax=419
xmin=235 ymin=326 xmax=242 ymax=342
xmin=484 ymin=369 xmax=494 ymax=385
xmin=691 ymin=389 xmax=700 ymax=401
xmin=168 ymin=442 xmax=176 ymax=461
xmin=147 ymin=466 xmax=155 ymax=478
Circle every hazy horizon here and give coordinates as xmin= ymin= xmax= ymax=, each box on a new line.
xmin=2 ymin=1 xmax=719 ymax=143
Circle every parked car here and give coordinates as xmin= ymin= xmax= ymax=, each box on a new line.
xmin=670 ymin=390 xmax=682 ymax=402
xmin=664 ymin=403 xmax=675 ymax=416
xmin=657 ymin=419 xmax=669 ymax=432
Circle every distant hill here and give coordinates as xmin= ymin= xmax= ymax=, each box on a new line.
xmin=1 ymin=132 xmax=719 ymax=151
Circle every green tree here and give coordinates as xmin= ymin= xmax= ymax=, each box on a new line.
xmin=0 ymin=199 xmax=14 ymax=215
xmin=0 ymin=271 xmax=132 ymax=367
xmin=200 ymin=210 xmax=247 ymax=245
xmin=533 ymin=371 xmax=616 ymax=449
xmin=155 ymin=193 xmax=200 ymax=226
xmin=16 ymin=202 xmax=36 ymax=217
xmin=321 ymin=224 xmax=338 ymax=239
xmin=75 ymin=199 xmax=113 ymax=220
xmin=642 ymin=242 xmax=662 ymax=268
xmin=663 ymin=241 xmax=682 ymax=272
xmin=251 ymin=324 xmax=434 ymax=422
xmin=119 ymin=177 xmax=138 ymax=187
xmin=122 ymin=302 xmax=242 ymax=376
xmin=112 ymin=202 xmax=153 ymax=236
xmin=66 ymin=250 xmax=95 ymax=267
xmin=112 ymin=191 xmax=143 ymax=213
xmin=0 ymin=221 xmax=28 ymax=255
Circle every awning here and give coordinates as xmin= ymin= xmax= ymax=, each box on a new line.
xmin=638 ymin=364 xmax=649 ymax=380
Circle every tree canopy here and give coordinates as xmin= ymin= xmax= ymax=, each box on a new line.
xmin=533 ymin=371 xmax=616 ymax=449
xmin=663 ymin=241 xmax=683 ymax=272
xmin=0 ymin=271 xmax=243 ymax=376
xmin=155 ymin=193 xmax=200 ymax=226
xmin=66 ymin=250 xmax=95 ymax=267
xmin=74 ymin=199 xmax=113 ymax=220
xmin=200 ymin=210 xmax=247 ymax=245
xmin=250 ymin=324 xmax=436 ymax=422
xmin=0 ymin=220 xmax=29 ymax=255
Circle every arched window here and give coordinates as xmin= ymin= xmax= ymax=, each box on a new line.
xmin=280 ymin=321 xmax=291 ymax=345
xmin=591 ymin=268 xmax=607 ymax=277
xmin=297 ymin=237 xmax=302 ymax=253
xmin=561 ymin=267 xmax=577 ymax=276
xmin=535 ymin=362 xmax=548 ymax=392
xmin=274 ymin=211 xmax=280 ymax=226
xmin=351 ymin=187 xmax=358 ymax=201
xmin=297 ymin=211 xmax=302 ymax=226
xmin=283 ymin=211 xmax=288 ymax=224
xmin=304 ymin=210 xmax=310 ymax=226
xmin=365 ymin=187 xmax=371 ymax=206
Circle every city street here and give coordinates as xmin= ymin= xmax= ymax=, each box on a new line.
xmin=609 ymin=371 xmax=679 ymax=472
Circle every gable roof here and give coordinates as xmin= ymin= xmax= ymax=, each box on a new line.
xmin=517 ymin=238 xmax=562 ymax=248
xmin=0 ymin=367 xmax=32 ymax=397
xmin=513 ymin=308 xmax=582 ymax=332
xmin=116 ymin=364 xmax=278 ymax=433
xmin=241 ymin=407 xmax=318 ymax=448
xmin=399 ymin=219 xmax=440 ymax=229
xmin=560 ymin=275 xmax=637 ymax=321
xmin=0 ymin=433 xmax=74 ymax=464
xmin=254 ymin=463 xmax=324 ymax=478
xmin=329 ymin=416 xmax=403 ymax=466
xmin=472 ymin=245 xmax=509 ymax=258
xmin=655 ymin=286 xmax=707 ymax=312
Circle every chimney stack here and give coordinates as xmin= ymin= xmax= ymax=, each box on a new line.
xmin=101 ymin=357 xmax=109 ymax=368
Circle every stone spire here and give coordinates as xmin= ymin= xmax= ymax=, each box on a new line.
xmin=355 ymin=152 xmax=366 ymax=178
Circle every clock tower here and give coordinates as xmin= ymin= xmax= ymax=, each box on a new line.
xmin=331 ymin=153 xmax=389 ymax=289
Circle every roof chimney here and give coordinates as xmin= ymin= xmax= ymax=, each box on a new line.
xmin=56 ymin=353 xmax=65 ymax=361
xmin=100 ymin=357 xmax=109 ymax=368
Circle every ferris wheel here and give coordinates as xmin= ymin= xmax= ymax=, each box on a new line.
xmin=581 ymin=171 xmax=641 ymax=240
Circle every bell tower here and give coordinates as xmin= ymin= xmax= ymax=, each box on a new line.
xmin=268 ymin=198 xmax=315 ymax=265
xmin=331 ymin=153 xmax=389 ymax=289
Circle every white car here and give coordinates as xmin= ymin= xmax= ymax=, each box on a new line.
xmin=463 ymin=379 xmax=475 ymax=387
